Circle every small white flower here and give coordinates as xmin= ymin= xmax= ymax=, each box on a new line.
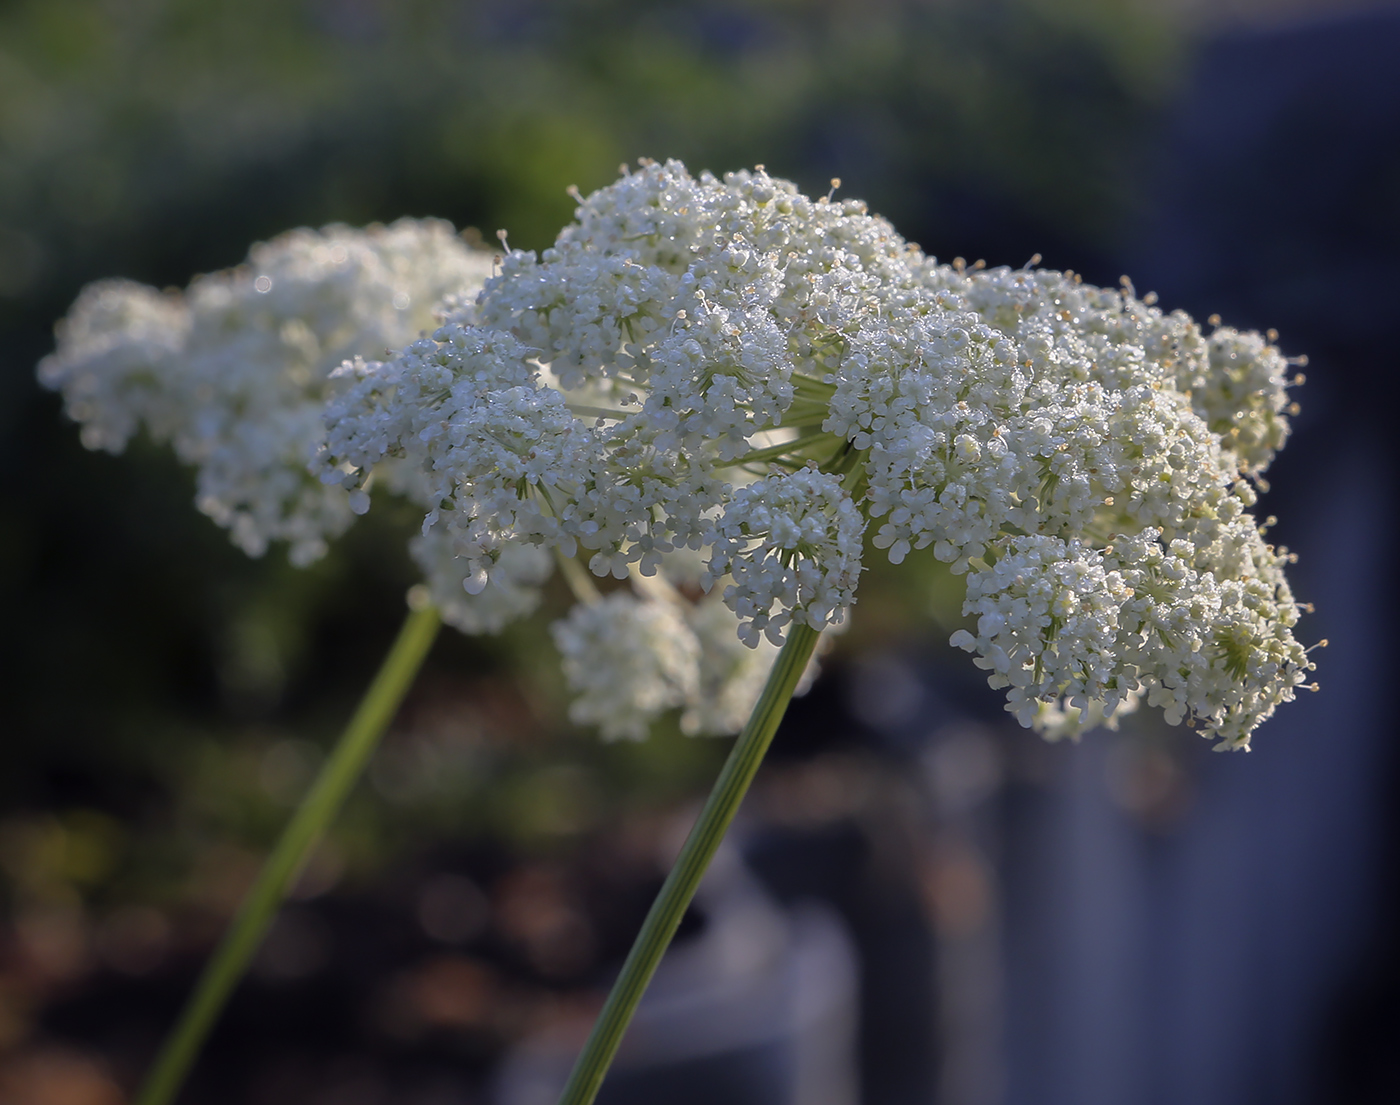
xmin=410 ymin=528 xmax=553 ymax=636
xmin=678 ymin=587 xmax=831 ymax=736
xmin=706 ymin=468 xmax=865 ymax=646
xmin=550 ymin=592 xmax=702 ymax=741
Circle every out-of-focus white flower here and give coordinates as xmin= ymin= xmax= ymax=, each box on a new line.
xmin=42 ymin=219 xmax=495 ymax=565
xmin=550 ymin=592 xmax=702 ymax=741
xmin=1032 ymin=690 xmax=1142 ymax=743
xmin=681 ymin=591 xmax=783 ymax=736
xmin=38 ymin=280 xmax=191 ymax=452
xmin=549 ymin=571 xmax=833 ymax=740
xmin=410 ymin=528 xmax=554 ymax=636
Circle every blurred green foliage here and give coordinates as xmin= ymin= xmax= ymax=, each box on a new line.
xmin=0 ymin=0 xmax=1183 ymax=963
xmin=0 ymin=0 xmax=1181 ymax=293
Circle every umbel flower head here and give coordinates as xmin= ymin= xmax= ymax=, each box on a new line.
xmin=41 ymin=219 xmax=496 ymax=565
xmin=38 ymin=219 xmax=573 ymax=656
xmin=44 ymin=160 xmax=1316 ymax=750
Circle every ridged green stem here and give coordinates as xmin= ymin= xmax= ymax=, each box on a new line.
xmin=134 ymin=603 xmax=442 ymax=1105
xmin=556 ymin=622 xmax=823 ymax=1105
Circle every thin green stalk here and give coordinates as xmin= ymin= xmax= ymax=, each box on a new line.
xmin=135 ymin=603 xmax=442 ymax=1105
xmin=721 ymin=430 xmax=830 ymax=468
xmin=556 ymin=549 xmax=603 ymax=605
xmin=556 ymin=622 xmax=823 ymax=1105
xmin=567 ymin=404 xmax=628 ymax=421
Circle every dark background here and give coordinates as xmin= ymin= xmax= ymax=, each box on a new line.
xmin=2 ymin=1 xmax=1398 ymax=1102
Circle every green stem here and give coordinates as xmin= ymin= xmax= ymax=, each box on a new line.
xmin=721 ymin=430 xmax=830 ymax=468
xmin=555 ymin=622 xmax=823 ymax=1105
xmin=567 ymin=404 xmax=628 ymax=421
xmin=555 ymin=549 xmax=603 ymax=605
xmin=134 ymin=603 xmax=442 ymax=1105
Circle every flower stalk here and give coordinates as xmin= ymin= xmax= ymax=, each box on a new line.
xmin=134 ymin=603 xmax=442 ymax=1105
xmin=555 ymin=622 xmax=823 ymax=1105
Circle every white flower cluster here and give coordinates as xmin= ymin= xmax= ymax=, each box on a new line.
xmin=320 ymin=323 xmax=594 ymax=588
xmin=41 ymin=219 xmax=495 ymax=565
xmin=465 ymin=161 xmax=922 ymax=576
xmin=549 ymin=572 xmax=829 ymax=742
xmin=948 ymin=525 xmax=1304 ymax=746
xmin=38 ymin=280 xmax=192 ymax=452
xmin=325 ymin=163 xmax=880 ymax=641
xmin=45 ymin=159 xmax=1315 ymax=748
xmin=550 ymin=591 xmax=702 ymax=741
xmin=41 ymin=204 xmax=794 ymax=737
xmin=409 ymin=529 xmax=555 ymax=636
xmin=1032 ymin=689 xmax=1142 ymax=743
xmin=821 ymin=257 xmax=1310 ymax=746
xmin=707 ymin=468 xmax=863 ymax=645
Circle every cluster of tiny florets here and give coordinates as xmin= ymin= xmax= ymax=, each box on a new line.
xmin=39 ymin=280 xmax=192 ymax=452
xmin=409 ymin=529 xmax=554 ymax=636
xmin=41 ymin=219 xmax=495 ymax=565
xmin=549 ymin=571 xmax=831 ymax=741
xmin=550 ymin=592 xmax=702 ymax=741
xmin=44 ymin=159 xmax=1314 ymax=748
xmin=707 ymin=468 xmax=864 ymax=645
xmin=320 ymin=323 xmax=596 ymax=592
